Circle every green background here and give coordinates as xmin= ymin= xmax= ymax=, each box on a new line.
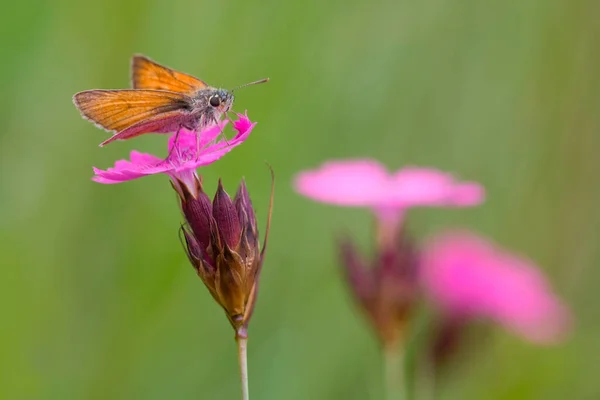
xmin=1 ymin=0 xmax=599 ymax=399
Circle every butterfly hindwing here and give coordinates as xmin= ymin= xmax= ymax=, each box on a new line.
xmin=99 ymin=110 xmax=187 ymax=146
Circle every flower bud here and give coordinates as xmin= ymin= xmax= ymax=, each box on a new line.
xmin=339 ymin=225 xmax=419 ymax=348
xmin=179 ymin=175 xmax=213 ymax=254
xmin=177 ymin=173 xmax=273 ymax=334
xmin=234 ymin=179 xmax=258 ymax=249
xmin=213 ymin=180 xmax=242 ymax=250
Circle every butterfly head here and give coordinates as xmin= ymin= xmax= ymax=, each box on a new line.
xmin=208 ymin=89 xmax=234 ymax=113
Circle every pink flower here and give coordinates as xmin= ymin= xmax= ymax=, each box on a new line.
xmin=93 ymin=113 xmax=256 ymax=191
xmin=294 ymin=159 xmax=485 ymax=346
xmin=421 ymin=230 xmax=571 ymax=344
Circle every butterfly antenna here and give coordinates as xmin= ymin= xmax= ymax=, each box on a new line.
xmin=231 ymin=78 xmax=269 ymax=92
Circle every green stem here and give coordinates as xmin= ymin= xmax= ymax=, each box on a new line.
xmin=236 ymin=335 xmax=249 ymax=400
xmin=384 ymin=342 xmax=405 ymax=400
xmin=416 ymin=354 xmax=436 ymax=400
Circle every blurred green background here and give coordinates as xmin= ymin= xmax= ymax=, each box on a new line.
xmin=1 ymin=0 xmax=599 ymax=399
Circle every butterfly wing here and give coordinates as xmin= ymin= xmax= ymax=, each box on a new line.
xmin=98 ymin=110 xmax=186 ymax=146
xmin=131 ymin=55 xmax=208 ymax=93
xmin=73 ymin=89 xmax=190 ymax=132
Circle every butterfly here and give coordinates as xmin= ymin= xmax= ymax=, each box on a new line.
xmin=73 ymin=55 xmax=268 ymax=147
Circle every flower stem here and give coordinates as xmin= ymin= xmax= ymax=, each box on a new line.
xmin=236 ymin=334 xmax=249 ymax=400
xmin=383 ymin=342 xmax=405 ymax=400
xmin=416 ymin=354 xmax=436 ymax=400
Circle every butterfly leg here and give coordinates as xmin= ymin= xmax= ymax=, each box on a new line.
xmin=195 ymin=128 xmax=201 ymax=159
xmin=166 ymin=126 xmax=183 ymax=165
xmin=194 ymin=116 xmax=229 ymax=161
xmin=214 ymin=115 xmax=230 ymax=146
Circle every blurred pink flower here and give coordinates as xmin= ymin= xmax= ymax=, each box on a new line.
xmin=294 ymin=159 xmax=485 ymax=346
xmin=293 ymin=159 xmax=484 ymax=222
xmin=421 ymin=230 xmax=571 ymax=344
xmin=93 ymin=113 xmax=255 ymax=191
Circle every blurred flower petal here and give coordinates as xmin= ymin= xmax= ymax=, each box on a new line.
xmin=422 ymin=230 xmax=571 ymax=344
xmin=293 ymin=159 xmax=484 ymax=212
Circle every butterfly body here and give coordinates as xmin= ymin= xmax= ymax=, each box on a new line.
xmin=186 ymin=87 xmax=235 ymax=129
xmin=73 ymin=55 xmax=245 ymax=147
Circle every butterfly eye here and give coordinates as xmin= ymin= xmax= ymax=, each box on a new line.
xmin=209 ymin=95 xmax=221 ymax=107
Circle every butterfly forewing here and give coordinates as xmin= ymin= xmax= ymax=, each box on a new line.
xmin=73 ymin=89 xmax=191 ymax=133
xmin=131 ymin=55 xmax=208 ymax=93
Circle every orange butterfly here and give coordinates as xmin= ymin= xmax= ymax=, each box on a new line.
xmin=73 ymin=55 xmax=268 ymax=147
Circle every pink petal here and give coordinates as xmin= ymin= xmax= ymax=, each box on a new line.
xmin=293 ymin=159 xmax=485 ymax=212
xmin=389 ymin=168 xmax=484 ymax=207
xmin=166 ymin=121 xmax=230 ymax=154
xmin=92 ymin=151 xmax=167 ymax=183
xmin=421 ymin=230 xmax=571 ymax=344
xmin=129 ymin=151 xmax=162 ymax=165
xmin=294 ymin=160 xmax=399 ymax=206
xmin=232 ymin=112 xmax=255 ymax=134
xmin=172 ymin=114 xmax=256 ymax=172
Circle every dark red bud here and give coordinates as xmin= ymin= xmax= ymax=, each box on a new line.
xmin=234 ymin=179 xmax=258 ymax=243
xmin=234 ymin=180 xmax=256 ymax=224
xmin=430 ymin=316 xmax=468 ymax=371
xmin=181 ymin=227 xmax=203 ymax=263
xmin=377 ymin=230 xmax=419 ymax=288
xmin=213 ymin=179 xmax=242 ymax=249
xmin=181 ymin=183 xmax=213 ymax=252
xmin=338 ymin=236 xmax=375 ymax=303
xmin=338 ymin=228 xmax=420 ymax=348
